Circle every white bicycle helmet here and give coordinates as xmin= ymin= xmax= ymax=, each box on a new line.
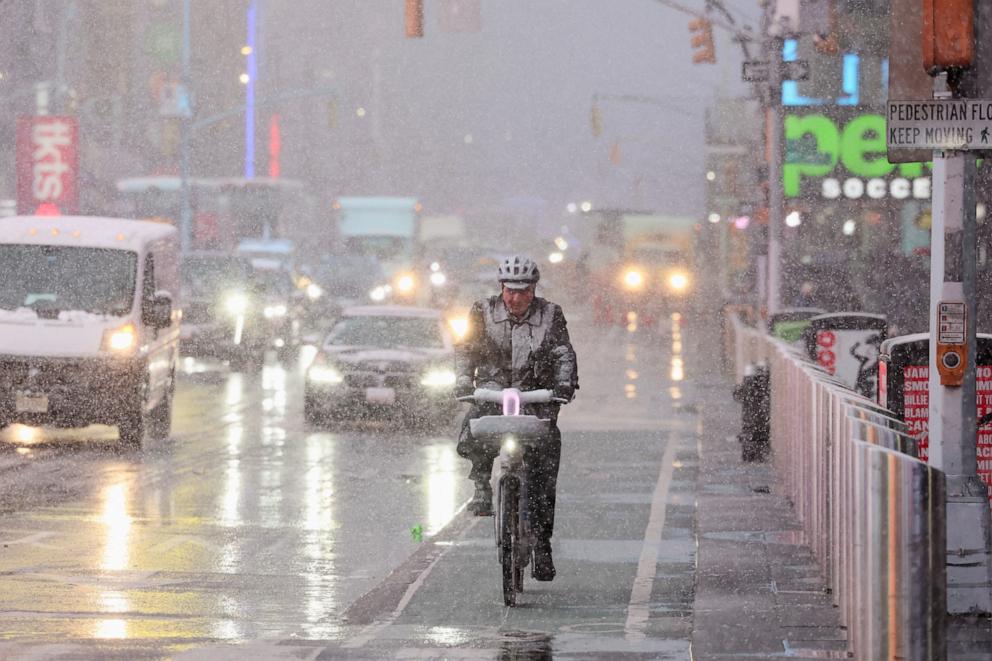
xmin=497 ymin=255 xmax=540 ymax=290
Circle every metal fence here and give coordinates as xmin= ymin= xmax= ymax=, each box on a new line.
xmin=730 ymin=314 xmax=947 ymax=660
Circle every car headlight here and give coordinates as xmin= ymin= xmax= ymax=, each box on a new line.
xmin=503 ymin=435 xmax=519 ymax=453
xmin=370 ymin=286 xmax=388 ymax=302
xmin=264 ymin=304 xmax=288 ymax=318
xmin=102 ymin=323 xmax=137 ymax=353
xmin=667 ymin=271 xmax=690 ymax=292
xmin=395 ymin=273 xmax=416 ymax=295
xmin=430 ymin=271 xmax=447 ymax=287
xmin=421 ymin=368 xmax=457 ymax=387
xmin=306 ymin=283 xmax=323 ymax=301
xmin=448 ymin=316 xmax=469 ymax=341
xmin=308 ymin=365 xmax=344 ymax=385
xmin=623 ymin=269 xmax=644 ymax=290
xmin=226 ymin=293 xmax=248 ymax=315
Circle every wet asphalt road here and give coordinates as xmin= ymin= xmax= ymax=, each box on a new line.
xmin=0 ymin=308 xmax=718 ymax=659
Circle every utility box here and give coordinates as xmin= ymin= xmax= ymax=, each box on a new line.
xmin=878 ymin=332 xmax=992 ymax=508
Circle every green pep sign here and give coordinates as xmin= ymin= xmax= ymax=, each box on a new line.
xmin=785 ymin=113 xmax=931 ymax=200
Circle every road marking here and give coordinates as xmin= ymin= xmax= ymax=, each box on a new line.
xmin=20 ymin=570 xmax=180 ymax=590
xmin=342 ymin=512 xmax=480 ymax=649
xmin=625 ymin=439 xmax=679 ymax=641
xmin=0 ymin=530 xmax=58 ymax=549
xmin=149 ymin=534 xmax=223 ymax=554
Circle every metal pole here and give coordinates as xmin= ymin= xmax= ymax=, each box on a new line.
xmin=245 ymin=0 xmax=259 ymax=179
xmin=179 ymin=0 xmax=192 ymax=255
xmin=53 ymin=1 xmax=76 ymax=114
xmin=766 ymin=35 xmax=783 ymax=316
xmin=928 ymin=75 xmax=992 ymax=614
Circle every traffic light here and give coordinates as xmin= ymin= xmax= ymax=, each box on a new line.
xmin=405 ymin=0 xmax=424 ymax=38
xmin=922 ymin=0 xmax=973 ymax=72
xmin=689 ymin=17 xmax=716 ymax=64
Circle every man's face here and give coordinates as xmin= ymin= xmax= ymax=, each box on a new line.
xmin=501 ymin=284 xmax=535 ymax=317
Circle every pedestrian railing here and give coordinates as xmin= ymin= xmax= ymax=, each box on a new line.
xmin=730 ymin=313 xmax=947 ymax=661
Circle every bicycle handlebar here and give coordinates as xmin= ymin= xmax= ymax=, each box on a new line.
xmin=457 ymin=388 xmax=568 ymax=404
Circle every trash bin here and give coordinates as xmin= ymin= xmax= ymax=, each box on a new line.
xmin=734 ymin=362 xmax=770 ymax=462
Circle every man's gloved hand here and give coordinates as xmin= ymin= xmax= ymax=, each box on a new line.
xmin=455 ymin=384 xmax=475 ymax=400
xmin=553 ymin=385 xmax=574 ymax=403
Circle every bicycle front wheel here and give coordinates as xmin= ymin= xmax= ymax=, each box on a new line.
xmin=499 ymin=477 xmax=519 ymax=606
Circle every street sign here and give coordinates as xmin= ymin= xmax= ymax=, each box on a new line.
xmin=887 ymin=99 xmax=992 ymax=150
xmin=742 ymin=60 xmax=769 ymax=82
xmin=782 ymin=60 xmax=809 ymax=82
xmin=16 ymin=115 xmax=79 ymax=215
xmin=741 ymin=60 xmax=809 ymax=83
xmin=938 ymin=301 xmax=966 ymax=344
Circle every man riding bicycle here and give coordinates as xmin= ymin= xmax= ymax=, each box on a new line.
xmin=455 ymin=255 xmax=578 ymax=581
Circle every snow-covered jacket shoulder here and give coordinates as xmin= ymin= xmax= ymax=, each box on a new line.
xmin=455 ymin=295 xmax=578 ymax=396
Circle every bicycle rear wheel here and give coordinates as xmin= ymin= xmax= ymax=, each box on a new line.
xmin=499 ymin=477 xmax=519 ymax=606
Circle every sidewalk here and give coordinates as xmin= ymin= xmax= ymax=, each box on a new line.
xmin=691 ymin=387 xmax=849 ymax=660
xmin=691 ymin=329 xmax=991 ymax=660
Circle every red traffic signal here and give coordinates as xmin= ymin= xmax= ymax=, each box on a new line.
xmin=405 ymin=0 xmax=424 ymax=38
xmin=922 ymin=0 xmax=973 ymax=72
xmin=689 ymin=17 xmax=716 ymax=65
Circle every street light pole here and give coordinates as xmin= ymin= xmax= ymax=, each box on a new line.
xmin=766 ymin=32 xmax=783 ymax=317
xmin=179 ymin=0 xmax=192 ymax=255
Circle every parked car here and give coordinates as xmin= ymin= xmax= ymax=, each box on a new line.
xmin=304 ymin=305 xmax=457 ymax=427
xmin=0 ymin=215 xmax=180 ymax=446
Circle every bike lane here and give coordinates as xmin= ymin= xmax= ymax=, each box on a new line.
xmin=318 ymin=313 xmax=705 ymax=658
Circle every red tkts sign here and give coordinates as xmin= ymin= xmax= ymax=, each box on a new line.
xmin=16 ymin=115 xmax=79 ymax=215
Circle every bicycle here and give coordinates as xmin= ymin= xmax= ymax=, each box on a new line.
xmin=461 ymin=387 xmax=565 ymax=606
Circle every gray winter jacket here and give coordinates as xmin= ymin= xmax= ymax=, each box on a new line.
xmin=454 ymin=295 xmax=579 ymax=398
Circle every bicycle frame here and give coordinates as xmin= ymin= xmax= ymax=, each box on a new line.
xmin=467 ymin=387 xmax=555 ymax=605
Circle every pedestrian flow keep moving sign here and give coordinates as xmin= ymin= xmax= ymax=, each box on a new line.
xmin=887 ymin=100 xmax=992 ymax=150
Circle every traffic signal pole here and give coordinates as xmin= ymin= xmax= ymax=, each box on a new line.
xmin=928 ymin=88 xmax=992 ymax=614
xmin=919 ymin=0 xmax=992 ymax=614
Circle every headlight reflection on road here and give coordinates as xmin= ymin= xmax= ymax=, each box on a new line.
xmin=626 ymin=311 xmax=638 ymax=333
xmin=100 ymin=482 xmax=132 ymax=571
xmin=220 ymin=459 xmax=241 ymax=527
xmin=302 ymin=436 xmax=337 ymax=630
xmin=425 ymin=444 xmax=457 ymax=535
xmin=94 ymin=617 xmax=128 ymax=640
xmin=225 ymin=373 xmax=244 ymax=407
xmin=96 ymin=481 xmax=132 ymax=640
xmin=218 ymin=428 xmax=244 ymax=575
xmin=670 ymin=313 xmax=684 ymax=383
xmin=669 ymin=313 xmax=684 ymax=399
xmin=624 ymin=344 xmax=638 ymax=400
xmin=260 ymin=363 xmax=288 ymax=528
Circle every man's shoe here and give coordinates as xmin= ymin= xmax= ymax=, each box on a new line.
xmin=468 ymin=483 xmax=492 ymax=516
xmin=532 ymin=543 xmax=556 ymax=581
